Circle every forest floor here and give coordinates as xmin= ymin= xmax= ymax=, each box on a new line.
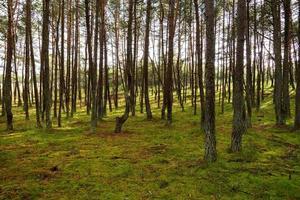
xmin=1 ymin=92 xmax=300 ymax=199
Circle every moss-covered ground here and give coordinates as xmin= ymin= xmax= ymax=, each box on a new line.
xmin=1 ymin=92 xmax=300 ymax=199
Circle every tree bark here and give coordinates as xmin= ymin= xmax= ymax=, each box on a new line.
xmin=282 ymin=0 xmax=291 ymax=119
xmin=143 ymin=0 xmax=153 ymax=120
xmin=4 ymin=0 xmax=14 ymax=130
xmin=42 ymin=0 xmax=52 ymax=128
xmin=194 ymin=0 xmax=205 ymax=127
xmin=231 ymin=0 xmax=247 ymax=152
xmin=114 ymin=0 xmax=134 ymax=133
xmin=272 ymin=0 xmax=284 ymax=125
xmin=204 ymin=0 xmax=217 ymax=162
xmin=165 ymin=0 xmax=176 ymax=125
xmin=24 ymin=0 xmax=31 ymax=120
xmin=295 ymin=0 xmax=300 ymax=129
xmin=58 ymin=0 xmax=65 ymax=127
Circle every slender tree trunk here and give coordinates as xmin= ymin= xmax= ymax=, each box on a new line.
xmin=24 ymin=0 xmax=31 ymax=120
xmin=194 ymin=0 xmax=205 ymax=125
xmin=143 ymin=0 xmax=153 ymax=120
xmin=4 ymin=0 xmax=14 ymax=130
xmin=58 ymin=0 xmax=65 ymax=127
xmin=87 ymin=0 xmax=97 ymax=131
xmin=165 ymin=0 xmax=176 ymax=125
xmin=42 ymin=0 xmax=52 ymax=128
xmin=282 ymin=0 xmax=291 ymax=119
xmin=54 ymin=13 xmax=60 ymax=118
xmin=65 ymin=0 xmax=72 ymax=118
xmin=71 ymin=0 xmax=79 ymax=117
xmin=1 ymin=44 xmax=6 ymax=117
xmin=231 ymin=0 xmax=246 ymax=152
xmin=115 ymin=0 xmax=134 ymax=133
xmin=103 ymin=1 xmax=110 ymax=116
xmin=295 ymin=0 xmax=300 ymax=129
xmin=204 ymin=0 xmax=217 ymax=162
xmin=245 ymin=0 xmax=252 ymax=127
xmin=13 ymin=36 xmax=22 ymax=107
xmin=194 ymin=0 xmax=205 ymax=126
xmin=97 ymin=0 xmax=104 ymax=119
xmin=272 ymin=0 xmax=284 ymax=125
xmin=114 ymin=1 xmax=120 ymax=109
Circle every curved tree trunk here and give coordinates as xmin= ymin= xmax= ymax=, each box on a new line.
xmin=114 ymin=0 xmax=134 ymax=133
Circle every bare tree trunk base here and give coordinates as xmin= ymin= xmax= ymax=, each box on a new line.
xmin=115 ymin=116 xmax=127 ymax=133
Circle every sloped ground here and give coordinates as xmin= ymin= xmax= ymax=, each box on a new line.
xmin=1 ymin=94 xmax=300 ymax=199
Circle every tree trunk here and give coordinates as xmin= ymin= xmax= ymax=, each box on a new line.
xmin=24 ymin=0 xmax=31 ymax=120
xmin=114 ymin=0 xmax=134 ymax=133
xmin=65 ymin=0 xmax=72 ymax=118
xmin=71 ymin=0 xmax=79 ymax=117
xmin=58 ymin=0 xmax=65 ymax=127
xmin=194 ymin=0 xmax=205 ymax=124
xmin=86 ymin=0 xmax=97 ymax=131
xmin=42 ymin=0 xmax=52 ymax=128
xmin=204 ymin=0 xmax=217 ymax=162
xmin=143 ymin=0 xmax=153 ymax=120
xmin=54 ymin=11 xmax=60 ymax=118
xmin=282 ymin=0 xmax=291 ymax=119
xmin=165 ymin=0 xmax=176 ymax=125
xmin=4 ymin=0 xmax=14 ymax=130
xmin=272 ymin=0 xmax=284 ymax=125
xmin=231 ymin=0 xmax=246 ymax=152
xmin=114 ymin=1 xmax=120 ymax=109
xmin=295 ymin=0 xmax=300 ymax=129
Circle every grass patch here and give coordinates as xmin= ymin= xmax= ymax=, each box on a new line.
xmin=1 ymin=93 xmax=300 ymax=199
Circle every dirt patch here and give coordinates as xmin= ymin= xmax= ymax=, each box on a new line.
xmin=135 ymin=144 xmax=168 ymax=160
xmin=97 ymin=130 xmax=134 ymax=138
xmin=272 ymin=124 xmax=293 ymax=132
xmin=147 ymin=144 xmax=168 ymax=154
xmin=268 ymin=134 xmax=299 ymax=148
xmin=252 ymin=124 xmax=272 ymax=132
xmin=33 ymin=167 xmax=60 ymax=181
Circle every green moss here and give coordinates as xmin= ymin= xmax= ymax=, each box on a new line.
xmin=0 ymin=93 xmax=300 ymax=199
